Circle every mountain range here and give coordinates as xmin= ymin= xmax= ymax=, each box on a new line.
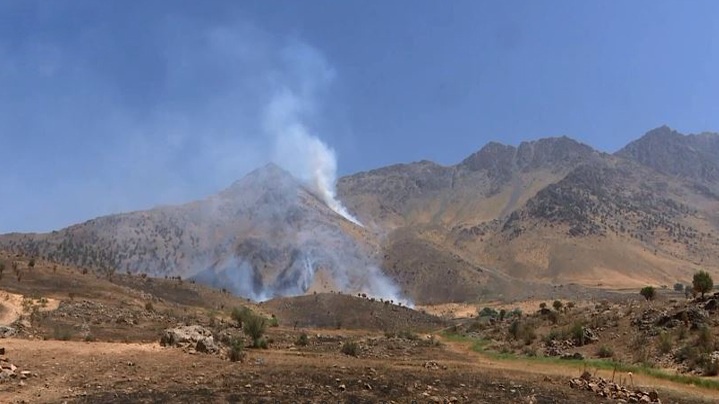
xmin=3 ymin=125 xmax=719 ymax=304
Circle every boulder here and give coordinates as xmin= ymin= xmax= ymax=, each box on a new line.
xmin=160 ymin=325 xmax=214 ymax=350
xmin=195 ymin=336 xmax=219 ymax=354
xmin=0 ymin=326 xmax=16 ymax=338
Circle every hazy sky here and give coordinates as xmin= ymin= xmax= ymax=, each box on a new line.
xmin=2 ymin=1 xmax=719 ymax=232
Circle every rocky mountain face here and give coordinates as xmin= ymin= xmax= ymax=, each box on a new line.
xmin=2 ymin=127 xmax=719 ymax=303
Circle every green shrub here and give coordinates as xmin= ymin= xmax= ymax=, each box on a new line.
xmin=703 ymin=358 xmax=719 ymax=376
xmin=296 ymin=333 xmax=309 ymax=346
xmin=640 ymin=286 xmax=656 ymax=301
xmin=229 ymin=338 xmax=244 ymax=362
xmin=658 ymin=332 xmax=673 ymax=354
xmin=243 ymin=314 xmax=267 ymax=348
xmin=569 ymin=322 xmax=586 ymax=346
xmin=269 ymin=315 xmax=279 ymax=327
xmin=597 ymin=345 xmax=614 ymax=358
xmin=552 ymin=300 xmax=563 ymax=311
xmin=693 ymin=270 xmax=714 ymax=299
xmin=478 ymin=307 xmax=499 ymax=318
xmin=144 ymin=301 xmax=154 ymax=312
xmin=231 ymin=306 xmax=254 ymax=327
xmin=341 ymin=341 xmax=360 ymax=357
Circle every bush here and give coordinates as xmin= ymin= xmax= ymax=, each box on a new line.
xmin=569 ymin=322 xmax=586 ymax=346
xmin=269 ymin=315 xmax=279 ymax=327
xmin=341 ymin=341 xmax=360 ymax=357
xmin=231 ymin=306 xmax=254 ymax=327
xmin=673 ymin=283 xmax=684 ymax=292
xmin=693 ymin=270 xmax=714 ymax=299
xmin=658 ymin=332 xmax=673 ymax=354
xmin=229 ymin=338 xmax=244 ymax=362
xmin=597 ymin=345 xmax=614 ymax=358
xmin=508 ymin=320 xmax=536 ymax=345
xmin=478 ymin=307 xmax=499 ymax=319
xmin=398 ymin=330 xmax=420 ymax=340
xmin=703 ymin=358 xmax=719 ymax=376
xmin=243 ymin=314 xmax=267 ymax=348
xmin=144 ymin=301 xmax=154 ymax=312
xmin=640 ymin=286 xmax=656 ymax=301
xmin=53 ymin=325 xmax=74 ymax=341
xmin=552 ymin=300 xmax=563 ymax=311
xmin=296 ymin=333 xmax=309 ymax=346
xmin=695 ymin=325 xmax=714 ymax=352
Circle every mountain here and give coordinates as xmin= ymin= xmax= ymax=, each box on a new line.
xmin=3 ymin=126 xmax=719 ymax=303
xmin=0 ymin=164 xmax=388 ymax=301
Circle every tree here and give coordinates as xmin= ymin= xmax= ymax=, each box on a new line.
xmin=243 ymin=313 xmax=267 ymax=348
xmin=539 ymin=302 xmax=547 ymax=310
xmin=640 ymin=286 xmax=656 ymax=301
xmin=693 ymin=270 xmax=714 ymax=299
xmin=552 ymin=300 xmax=563 ymax=311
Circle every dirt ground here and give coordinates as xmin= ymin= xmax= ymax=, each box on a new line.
xmin=0 ymin=255 xmax=717 ymax=403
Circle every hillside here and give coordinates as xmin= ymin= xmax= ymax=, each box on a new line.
xmin=3 ymin=127 xmax=719 ymax=303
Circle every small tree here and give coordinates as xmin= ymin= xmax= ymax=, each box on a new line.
xmin=231 ymin=306 xmax=253 ymax=327
xmin=693 ymin=270 xmax=714 ymax=299
xmin=552 ymin=300 xmax=563 ymax=311
xmin=243 ymin=314 xmax=267 ymax=348
xmin=640 ymin=286 xmax=656 ymax=301
xmin=28 ymin=259 xmax=35 ymax=269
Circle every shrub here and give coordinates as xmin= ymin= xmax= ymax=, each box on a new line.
xmin=569 ymin=322 xmax=587 ymax=346
xmin=231 ymin=306 xmax=255 ymax=327
xmin=398 ymin=330 xmax=420 ymax=340
xmin=640 ymin=286 xmax=656 ymax=301
xmin=552 ymin=300 xmax=563 ymax=311
xmin=673 ymin=283 xmax=684 ymax=292
xmin=499 ymin=309 xmax=506 ymax=321
xmin=546 ymin=310 xmax=559 ymax=325
xmin=53 ymin=325 xmax=74 ymax=341
xmin=693 ymin=270 xmax=714 ymax=299
xmin=296 ymin=333 xmax=309 ymax=346
xmin=508 ymin=320 xmax=536 ymax=345
xmin=539 ymin=302 xmax=547 ymax=310
xmin=229 ymin=338 xmax=244 ymax=362
xmin=243 ymin=314 xmax=267 ymax=348
xmin=658 ymin=332 xmax=673 ymax=354
xmin=144 ymin=301 xmax=154 ymax=312
xmin=478 ymin=307 xmax=499 ymax=318
xmin=695 ymin=325 xmax=714 ymax=352
xmin=269 ymin=315 xmax=279 ymax=327
xmin=597 ymin=345 xmax=614 ymax=358
xmin=341 ymin=341 xmax=360 ymax=357
xmin=703 ymin=358 xmax=719 ymax=376
xmin=84 ymin=333 xmax=96 ymax=342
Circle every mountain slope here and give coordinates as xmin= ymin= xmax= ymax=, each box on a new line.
xmin=3 ymin=127 xmax=719 ymax=303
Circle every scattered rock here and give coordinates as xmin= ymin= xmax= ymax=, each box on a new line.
xmin=569 ymin=375 xmax=660 ymax=402
xmin=160 ymin=325 xmax=216 ymax=354
xmin=0 ymin=326 xmax=16 ymax=338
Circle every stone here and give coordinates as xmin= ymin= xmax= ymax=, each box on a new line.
xmin=195 ymin=337 xmax=219 ymax=354
xmin=160 ymin=325 xmax=214 ymax=349
xmin=648 ymin=390 xmax=659 ymax=401
xmin=0 ymin=326 xmax=16 ymax=338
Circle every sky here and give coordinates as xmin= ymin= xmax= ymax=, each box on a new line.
xmin=2 ymin=1 xmax=719 ymax=232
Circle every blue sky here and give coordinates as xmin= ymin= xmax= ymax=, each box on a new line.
xmin=2 ymin=1 xmax=719 ymax=232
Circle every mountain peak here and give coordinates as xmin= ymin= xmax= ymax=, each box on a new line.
xmin=617 ymin=126 xmax=719 ymax=183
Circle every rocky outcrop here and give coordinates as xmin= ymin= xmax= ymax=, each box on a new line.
xmin=160 ymin=325 xmax=219 ymax=354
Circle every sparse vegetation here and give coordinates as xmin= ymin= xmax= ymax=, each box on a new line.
xmin=597 ymin=345 xmax=614 ymax=358
xmin=640 ymin=286 xmax=656 ymax=301
xmin=692 ymin=270 xmax=713 ymax=299
xmin=341 ymin=341 xmax=360 ymax=357
xmin=242 ymin=313 xmax=267 ymax=348
xmin=229 ymin=338 xmax=245 ymax=362
xmin=295 ymin=333 xmax=309 ymax=346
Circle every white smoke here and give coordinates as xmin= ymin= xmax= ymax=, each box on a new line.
xmin=265 ymin=45 xmax=363 ymax=227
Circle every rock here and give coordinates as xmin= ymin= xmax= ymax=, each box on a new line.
xmin=195 ymin=337 xmax=219 ymax=354
xmin=648 ymin=390 xmax=659 ymax=401
xmin=0 ymin=326 xmax=16 ymax=338
xmin=561 ymin=352 xmax=584 ymax=360
xmin=704 ymin=299 xmax=718 ymax=311
xmin=0 ymin=347 xmax=4 ymax=355
xmin=160 ymin=325 xmax=214 ymax=350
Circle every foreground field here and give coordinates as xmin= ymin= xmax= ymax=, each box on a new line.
xmin=0 ymin=255 xmax=717 ymax=403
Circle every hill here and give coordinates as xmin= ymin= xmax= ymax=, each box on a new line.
xmin=3 ymin=126 xmax=719 ymax=303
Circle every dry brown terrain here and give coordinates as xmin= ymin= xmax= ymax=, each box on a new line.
xmin=0 ymin=254 xmax=718 ymax=403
